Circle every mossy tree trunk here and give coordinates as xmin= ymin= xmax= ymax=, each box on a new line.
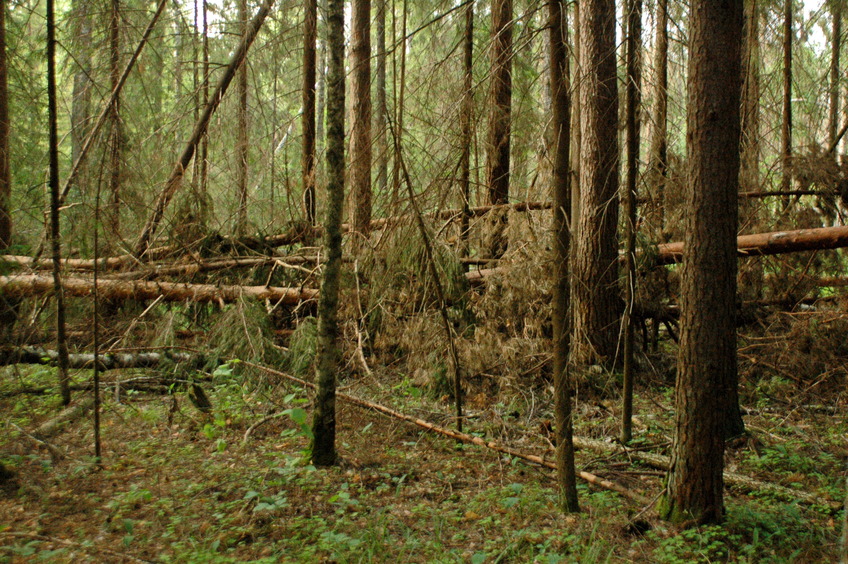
xmin=302 ymin=0 xmax=317 ymax=225
xmin=311 ymin=0 xmax=345 ymax=467
xmin=548 ymin=0 xmax=578 ymax=514
xmin=0 ymin=0 xmax=9 ymax=251
xmin=661 ymin=0 xmax=743 ymax=526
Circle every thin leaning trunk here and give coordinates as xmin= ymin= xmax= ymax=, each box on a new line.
xmin=459 ymin=2 xmax=473 ymax=266
xmin=134 ymin=0 xmax=275 ymax=257
xmin=0 ymin=0 xmax=10 ymax=250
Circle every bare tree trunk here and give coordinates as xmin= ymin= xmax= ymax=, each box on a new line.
xmin=621 ymin=0 xmax=641 ymax=445
xmin=739 ymin=0 xmax=763 ymax=299
xmin=108 ymin=0 xmax=122 ymax=242
xmin=0 ymin=0 xmax=9 ymax=250
xmin=70 ymin=0 xmax=92 ymax=211
xmin=350 ymin=0 xmax=372 ymax=244
xmin=303 ymin=0 xmax=317 ymax=225
xmin=236 ymin=0 xmax=249 ymax=235
xmin=830 ymin=0 xmax=842 ymax=149
xmin=661 ymin=0 xmax=743 ymax=526
xmin=134 ymin=0 xmax=275 ymax=257
xmin=374 ymin=0 xmax=388 ymax=203
xmin=485 ymin=0 xmax=512 ymax=258
xmin=46 ymin=0 xmax=71 ymax=405
xmin=648 ymin=0 xmax=668 ymax=236
xmin=570 ymin=1 xmax=581 ymax=237
xmin=459 ymin=2 xmax=474 ymax=266
xmin=200 ymin=0 xmax=210 ymax=225
xmin=549 ymin=0 xmax=578 ymax=514
xmin=781 ymin=0 xmax=792 ymax=194
xmin=311 ymin=0 xmax=345 ymax=467
xmin=571 ymin=0 xmax=620 ymax=368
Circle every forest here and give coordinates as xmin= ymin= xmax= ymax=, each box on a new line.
xmin=0 ymin=0 xmax=847 ymax=560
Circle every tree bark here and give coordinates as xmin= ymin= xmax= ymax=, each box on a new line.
xmin=459 ymin=1 xmax=474 ymax=266
xmin=781 ymin=0 xmax=792 ymax=194
xmin=739 ymin=0 xmax=762 ymax=298
xmin=548 ymin=0 xmax=578 ymax=514
xmin=47 ymin=0 xmax=71 ymax=406
xmin=485 ymin=0 xmax=512 ymax=258
xmin=311 ymin=0 xmax=345 ymax=467
xmin=661 ymin=0 xmax=743 ymax=526
xmin=0 ymin=275 xmax=317 ymax=305
xmin=648 ymin=0 xmax=668 ymax=235
xmin=302 ymin=0 xmax=317 ymax=225
xmin=0 ymin=347 xmax=211 ymax=371
xmin=570 ymin=0 xmax=619 ymax=368
xmin=108 ymin=0 xmax=122 ymax=241
xmin=0 ymin=0 xmax=9 ymax=250
xmin=350 ymin=0 xmax=372 ymax=244
xmin=621 ymin=0 xmax=641 ymax=444
xmin=134 ymin=0 xmax=275 ymax=257
xmin=236 ymin=0 xmax=249 ymax=236
xmin=830 ymin=0 xmax=842 ymax=149
xmin=374 ymin=0 xmax=388 ymax=204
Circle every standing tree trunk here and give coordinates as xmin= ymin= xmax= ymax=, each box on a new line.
xmin=570 ymin=0 xmax=620 ymax=368
xmin=350 ymin=0 xmax=371 ymax=244
xmin=374 ymin=0 xmax=388 ymax=203
xmin=570 ymin=1 xmax=581 ymax=237
xmin=485 ymin=0 xmax=512 ymax=258
xmin=648 ymin=0 xmax=668 ymax=236
xmin=781 ymin=0 xmax=792 ymax=194
xmin=0 ymin=0 xmax=9 ymax=250
xmin=70 ymin=0 xmax=92 ymax=212
xmin=621 ymin=0 xmax=641 ymax=444
xmin=236 ymin=0 xmax=249 ymax=235
xmin=200 ymin=0 xmax=210 ymax=225
xmin=108 ymin=0 xmax=122 ymax=241
xmin=739 ymin=0 xmax=763 ymax=300
xmin=549 ymin=0 xmax=578 ymax=514
xmin=830 ymin=0 xmax=842 ymax=149
xmin=661 ymin=0 xmax=743 ymax=526
xmin=311 ymin=0 xmax=345 ymax=467
xmin=459 ymin=1 xmax=474 ymax=265
xmin=47 ymin=0 xmax=71 ymax=405
xmin=302 ymin=0 xmax=317 ymax=225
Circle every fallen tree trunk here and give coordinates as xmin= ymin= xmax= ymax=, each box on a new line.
xmin=0 ymin=346 xmax=211 ymax=370
xmin=657 ymin=225 xmax=848 ymax=265
xmin=242 ymin=361 xmax=647 ymax=503
xmin=0 ymin=274 xmax=318 ymax=305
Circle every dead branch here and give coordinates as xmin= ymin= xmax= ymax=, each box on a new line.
xmin=0 ymin=274 xmax=318 ymax=305
xmin=242 ymin=361 xmax=647 ymax=503
xmin=34 ymin=398 xmax=94 ymax=439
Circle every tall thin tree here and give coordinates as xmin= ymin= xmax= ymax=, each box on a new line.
xmin=311 ymin=0 xmax=345 ymax=467
xmin=830 ymin=0 xmax=842 ymax=149
xmin=485 ymin=0 xmax=512 ymax=258
xmin=648 ymin=0 xmax=668 ymax=235
xmin=350 ymin=0 xmax=372 ymax=243
xmin=236 ymin=0 xmax=249 ymax=235
xmin=303 ymin=0 xmax=317 ymax=225
xmin=549 ymin=0 xmax=578 ymax=513
xmin=108 ymin=0 xmax=122 ymax=240
xmin=661 ymin=0 xmax=743 ymax=526
xmin=0 ymin=0 xmax=9 ymax=250
xmin=781 ymin=0 xmax=792 ymax=194
xmin=621 ymin=0 xmax=642 ymax=444
xmin=47 ymin=0 xmax=71 ymax=405
xmin=374 ymin=0 xmax=388 ymax=204
xmin=459 ymin=1 xmax=474 ymax=265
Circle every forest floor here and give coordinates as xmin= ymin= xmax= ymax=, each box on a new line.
xmin=0 ymin=328 xmax=845 ymax=564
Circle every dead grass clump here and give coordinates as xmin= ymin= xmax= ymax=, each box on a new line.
xmin=206 ymin=298 xmax=282 ymax=368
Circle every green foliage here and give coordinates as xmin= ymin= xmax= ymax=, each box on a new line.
xmin=285 ymin=316 xmax=318 ymax=376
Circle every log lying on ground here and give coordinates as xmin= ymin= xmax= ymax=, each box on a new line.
xmin=0 ymin=346 xmax=211 ymax=371
xmin=0 ymin=274 xmax=318 ymax=305
xmin=657 ymin=225 xmax=848 ymax=265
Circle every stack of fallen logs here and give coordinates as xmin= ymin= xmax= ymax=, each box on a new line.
xmin=2 ymin=200 xmax=848 ymax=317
